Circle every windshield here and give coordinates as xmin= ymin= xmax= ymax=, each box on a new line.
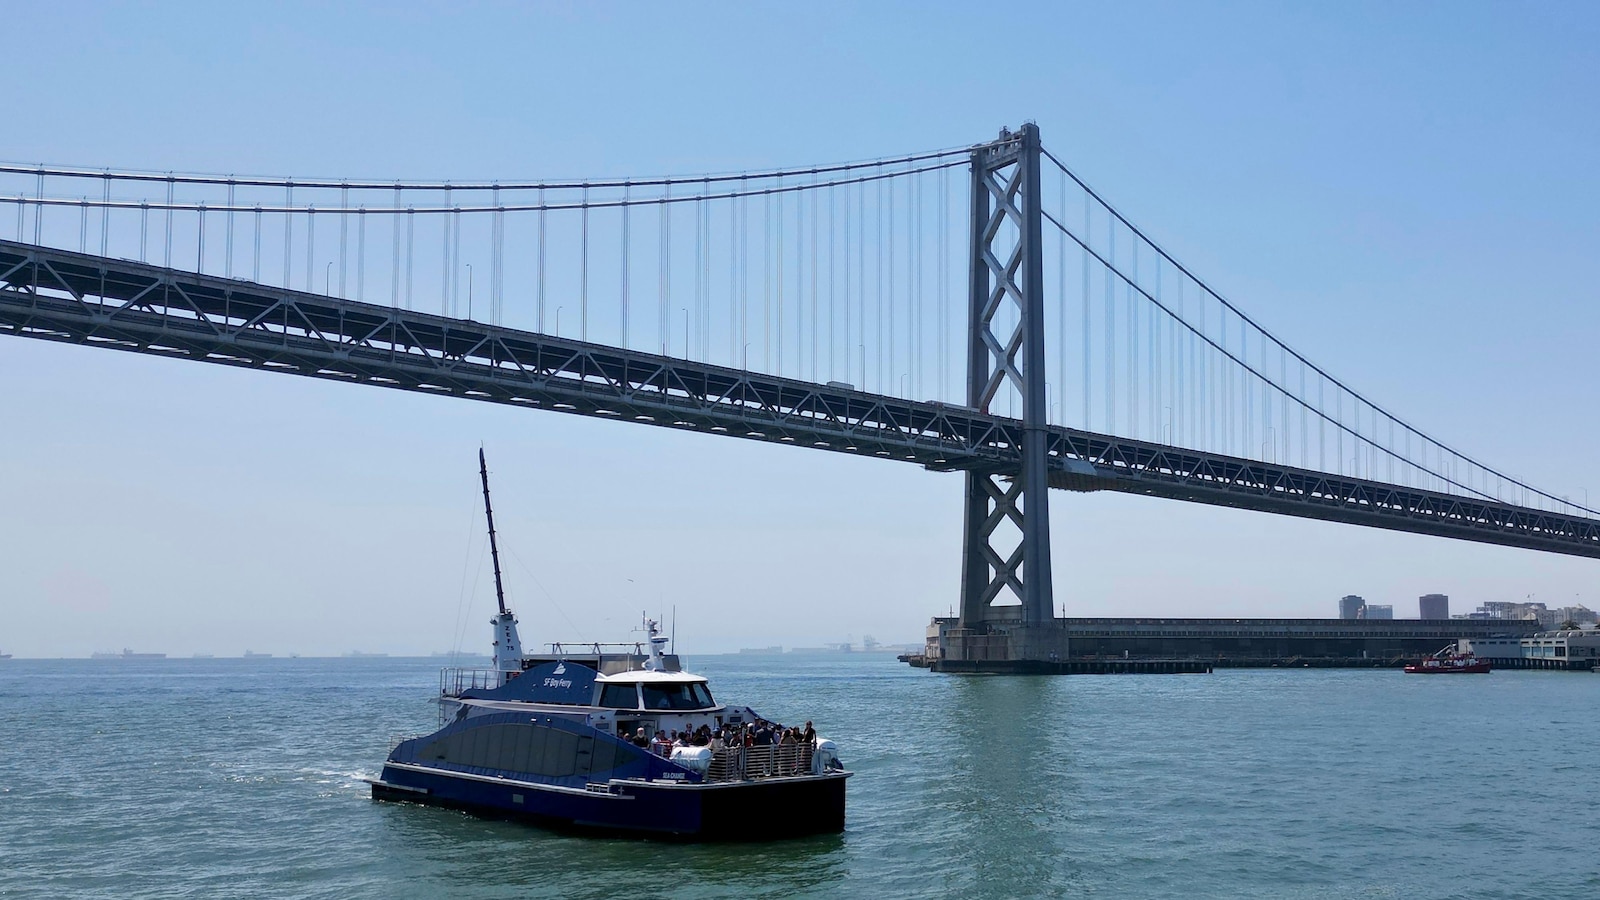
xmin=597 ymin=683 xmax=639 ymax=709
xmin=639 ymin=681 xmax=715 ymax=711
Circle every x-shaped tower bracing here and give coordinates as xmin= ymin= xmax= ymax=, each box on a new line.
xmin=960 ymin=124 xmax=1055 ymax=632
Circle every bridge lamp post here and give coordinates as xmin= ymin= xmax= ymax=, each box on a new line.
xmin=742 ymin=342 xmax=751 ymax=371
xmin=555 ymin=305 xmax=563 ymax=337
xmin=901 ymin=373 xmax=909 ymax=397
xmin=466 ymin=264 xmax=473 ymax=321
xmin=325 ymin=262 xmax=332 ymax=296
xmin=681 ymin=308 xmax=689 ymax=360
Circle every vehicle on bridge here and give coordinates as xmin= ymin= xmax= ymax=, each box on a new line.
xmin=368 ymin=452 xmax=849 ymax=839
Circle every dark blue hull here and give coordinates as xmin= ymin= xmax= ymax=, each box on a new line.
xmin=371 ymin=762 xmax=849 ymax=840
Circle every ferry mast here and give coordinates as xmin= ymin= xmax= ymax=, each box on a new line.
xmin=478 ymin=448 xmax=523 ymax=682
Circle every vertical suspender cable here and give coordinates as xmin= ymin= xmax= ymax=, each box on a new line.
xmin=405 ymin=206 xmax=415 ymax=310
xmin=581 ymin=184 xmax=589 ymax=340
xmin=222 ymin=179 xmax=232 ymax=277
xmin=776 ymin=176 xmax=785 ymax=375
xmin=887 ymin=176 xmax=895 ymax=395
xmin=941 ymin=166 xmax=949 ymax=403
xmin=494 ymin=186 xmax=504 ymax=326
xmin=771 ymin=184 xmax=777 ymax=366
xmin=451 ymin=209 xmax=462 ymax=318
xmin=622 ymin=181 xmax=631 ymax=348
xmin=844 ymin=178 xmax=857 ymax=381
xmin=253 ymin=205 xmax=262 ymax=283
xmin=828 ymin=181 xmax=836 ymax=380
xmin=1082 ymin=193 xmax=1090 ymax=430
xmin=537 ymin=187 xmax=546 ymax=331
xmin=1129 ymin=242 xmax=1137 ymax=438
xmin=1105 ymin=221 xmax=1115 ymax=435
xmin=305 ymin=206 xmax=315 ymax=293
xmin=857 ymin=180 xmax=865 ymax=389
xmin=811 ymin=172 xmax=818 ymax=381
xmin=356 ymin=207 xmax=366 ymax=302
xmin=390 ymin=185 xmax=400 ymax=307
xmin=339 ymin=184 xmax=348 ymax=298
xmin=32 ymin=169 xmax=43 ymax=246
xmin=661 ymin=183 xmax=670 ymax=356
xmin=876 ymin=176 xmax=884 ymax=394
xmin=442 ymin=187 xmax=453 ymax=315
xmin=164 ymin=175 xmax=175 ymax=269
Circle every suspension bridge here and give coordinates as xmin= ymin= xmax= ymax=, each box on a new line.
xmin=2 ymin=123 xmax=1593 ymax=664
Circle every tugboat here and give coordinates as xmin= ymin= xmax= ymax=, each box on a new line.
xmin=1404 ymin=645 xmax=1492 ymax=674
xmin=368 ymin=451 xmax=850 ymax=839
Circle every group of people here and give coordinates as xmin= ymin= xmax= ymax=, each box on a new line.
xmin=622 ymin=719 xmax=816 ymax=757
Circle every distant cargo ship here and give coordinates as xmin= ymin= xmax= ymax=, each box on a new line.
xmin=0 ymin=651 xmax=12 ymax=660
xmin=243 ymin=651 xmax=273 ymax=658
xmin=192 ymin=653 xmax=215 ymax=659
xmin=91 ymin=649 xmax=166 ymax=659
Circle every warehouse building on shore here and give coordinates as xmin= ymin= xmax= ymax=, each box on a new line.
xmin=916 ymin=616 xmax=1540 ymax=669
xmin=1459 ymin=629 xmax=1600 ymax=671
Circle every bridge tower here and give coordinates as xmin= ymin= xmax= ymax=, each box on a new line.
xmin=945 ymin=123 xmax=1067 ymax=667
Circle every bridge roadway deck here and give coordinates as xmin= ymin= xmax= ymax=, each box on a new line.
xmin=3 ymin=238 xmax=1597 ymax=559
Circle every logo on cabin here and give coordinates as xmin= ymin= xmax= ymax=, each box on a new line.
xmin=553 ymin=662 xmax=566 ymax=675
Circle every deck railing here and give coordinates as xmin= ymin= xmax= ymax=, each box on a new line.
xmin=439 ymin=666 xmax=499 ymax=697
xmin=704 ymin=743 xmax=813 ymax=782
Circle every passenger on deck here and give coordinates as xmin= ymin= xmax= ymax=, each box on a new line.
xmin=802 ymin=721 xmax=816 ymax=746
xmin=651 ymin=730 xmax=671 ymax=756
xmin=631 ymin=727 xmax=650 ymax=748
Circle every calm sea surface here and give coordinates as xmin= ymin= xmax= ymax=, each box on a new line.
xmin=1 ymin=653 xmax=1597 ymax=898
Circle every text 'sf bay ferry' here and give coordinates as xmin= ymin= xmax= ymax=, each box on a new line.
xmin=369 ymin=451 xmax=850 ymax=840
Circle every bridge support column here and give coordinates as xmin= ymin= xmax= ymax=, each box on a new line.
xmin=947 ymin=123 xmax=1066 ymax=667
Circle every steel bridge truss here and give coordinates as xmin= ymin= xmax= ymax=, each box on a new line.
xmin=3 ymin=238 xmax=1598 ymax=563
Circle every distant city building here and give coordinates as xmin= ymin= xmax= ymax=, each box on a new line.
xmin=1419 ymin=594 xmax=1449 ymax=620
xmin=1358 ymin=604 xmax=1394 ymax=620
xmin=1339 ymin=595 xmax=1365 ymax=620
xmin=1469 ymin=600 xmax=1552 ymax=626
xmin=1555 ymin=605 xmax=1598 ymax=627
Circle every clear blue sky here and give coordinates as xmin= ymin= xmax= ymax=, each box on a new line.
xmin=3 ymin=1 xmax=1598 ymax=656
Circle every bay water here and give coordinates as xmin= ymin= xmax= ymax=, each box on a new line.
xmin=1 ymin=654 xmax=1596 ymax=898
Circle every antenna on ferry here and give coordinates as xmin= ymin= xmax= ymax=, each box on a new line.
xmin=479 ymin=447 xmax=523 ymax=685
xmin=479 ymin=447 xmax=509 ymax=617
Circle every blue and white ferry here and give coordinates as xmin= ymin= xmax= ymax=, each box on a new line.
xmin=369 ymin=452 xmax=849 ymax=839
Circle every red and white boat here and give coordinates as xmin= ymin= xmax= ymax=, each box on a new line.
xmin=1404 ymin=646 xmax=1491 ymax=674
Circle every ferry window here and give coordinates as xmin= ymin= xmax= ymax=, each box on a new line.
xmin=690 ymin=682 xmax=714 ymax=707
xmin=641 ymin=682 xmax=714 ymax=711
xmin=598 ymin=683 xmax=639 ymax=709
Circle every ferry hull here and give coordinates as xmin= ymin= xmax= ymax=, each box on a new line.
xmin=372 ymin=764 xmax=848 ymax=840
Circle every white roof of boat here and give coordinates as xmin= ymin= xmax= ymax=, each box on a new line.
xmin=596 ymin=670 xmax=707 ymax=684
